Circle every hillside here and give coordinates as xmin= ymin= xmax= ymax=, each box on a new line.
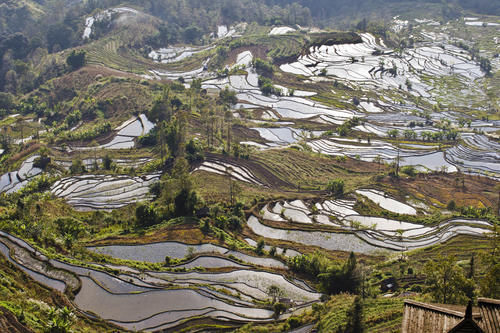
xmin=0 ymin=1 xmax=499 ymax=332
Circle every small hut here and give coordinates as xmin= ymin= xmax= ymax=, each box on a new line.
xmin=402 ymin=298 xmax=499 ymax=333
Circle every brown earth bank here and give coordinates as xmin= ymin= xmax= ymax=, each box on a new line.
xmin=192 ymin=170 xmax=319 ymax=206
xmin=2 ymin=142 xmax=41 ymax=170
xmin=252 ymin=148 xmax=385 ymax=191
xmin=87 ymin=221 xmax=208 ymax=246
xmin=41 ymin=65 xmax=141 ymax=93
xmin=26 ymin=65 xmax=157 ymax=122
xmin=231 ymin=124 xmax=268 ymax=143
xmin=380 ymin=172 xmax=499 ymax=209
xmin=204 ymin=152 xmax=296 ymax=189
xmin=162 ymin=316 xmax=240 ymax=333
xmin=0 ymin=306 xmax=34 ymax=333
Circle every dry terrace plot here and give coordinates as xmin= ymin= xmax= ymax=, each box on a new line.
xmin=382 ymin=173 xmax=499 ymax=208
xmin=253 ymin=148 xmax=384 ymax=190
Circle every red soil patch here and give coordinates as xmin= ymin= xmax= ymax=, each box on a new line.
xmin=4 ymin=142 xmax=41 ymax=166
xmin=88 ymin=223 xmax=211 ymax=246
xmin=382 ymin=173 xmax=498 ymax=208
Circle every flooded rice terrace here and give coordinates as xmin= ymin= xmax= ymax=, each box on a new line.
xmin=0 ymin=231 xmax=319 ymax=331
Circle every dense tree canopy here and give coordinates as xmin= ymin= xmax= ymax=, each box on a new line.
xmin=66 ymin=50 xmax=86 ymax=70
xmin=423 ymin=255 xmax=475 ymax=304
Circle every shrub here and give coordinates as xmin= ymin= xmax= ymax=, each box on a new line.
xmin=138 ymin=129 xmax=158 ymax=147
xmin=33 ymin=155 xmax=51 ymax=170
xmin=228 ymin=215 xmax=242 ymax=231
xmin=257 ymin=76 xmax=281 ymax=96
xmin=273 ymin=302 xmax=287 ymax=318
xmin=401 ymin=165 xmax=416 ymax=177
xmin=135 ymin=204 xmax=158 ymax=227
xmin=256 ymin=239 xmax=265 ymax=255
xmin=66 ymin=50 xmax=86 ymax=70
xmin=46 ymin=306 xmax=75 ymax=332
xmin=260 ymin=81 xmax=274 ymax=95
xmin=200 ymin=220 xmax=211 ymax=234
xmin=289 ymin=251 xmax=360 ymax=295
xmin=186 ymin=138 xmax=204 ymax=163
xmin=54 ymin=217 xmax=85 ymax=240
xmin=18 ymin=174 xmax=55 ymax=197
xmin=335 ymin=155 xmax=347 ymax=162
xmin=215 ymin=215 xmax=228 ymax=229
xmin=286 ymin=316 xmax=301 ymax=329
xmin=343 ymin=296 xmax=364 ymax=333
xmin=409 ymin=284 xmax=422 ymax=292
xmin=219 ymin=87 xmax=237 ymax=105
xmin=174 ymin=188 xmax=199 ymax=216
xmin=59 ymin=122 xmax=111 ymax=142
xmin=326 ymin=179 xmax=344 ymax=197
xmin=102 ymin=154 xmax=113 ymax=170
xmin=254 ymin=58 xmax=273 ymax=77
xmin=387 ymin=129 xmax=399 ymax=138
xmin=149 ymin=182 xmax=161 ymax=198
xmin=336 ymin=117 xmax=360 ymax=137
xmin=70 ymin=159 xmax=86 ymax=174
xmin=170 ymin=81 xmax=185 ymax=92
xmin=405 ymin=78 xmax=412 ymax=90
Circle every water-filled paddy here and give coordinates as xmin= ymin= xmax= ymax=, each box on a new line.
xmin=247 ymin=215 xmax=384 ymax=254
xmin=51 ymin=173 xmax=160 ymax=210
xmin=356 ymin=189 xmax=417 ymax=215
xmin=89 ymin=241 xmax=286 ymax=268
xmin=0 ymin=241 xmax=66 ymax=292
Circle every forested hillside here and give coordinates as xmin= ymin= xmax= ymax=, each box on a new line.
xmin=0 ymin=0 xmax=485 ymax=95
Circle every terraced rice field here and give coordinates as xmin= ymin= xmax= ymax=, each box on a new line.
xmin=251 ymin=127 xmax=323 ymax=147
xmin=356 ymin=189 xmax=417 ymax=215
xmin=150 ymin=58 xmax=212 ymax=81
xmin=149 ymin=45 xmax=213 ymax=64
xmin=281 ymin=32 xmax=482 ymax=99
xmin=0 ymin=231 xmax=319 ymax=331
xmin=247 ymin=215 xmax=385 ymax=254
xmin=244 ymin=238 xmax=301 ymax=258
xmin=83 ymin=7 xmax=139 ymax=39
xmin=308 ymin=138 xmax=459 ymax=172
xmin=51 ymin=173 xmax=161 ymax=210
xmin=71 ymin=114 xmax=155 ymax=151
xmin=53 ymin=157 xmax=152 ymax=171
xmin=89 ymin=240 xmax=287 ymax=269
xmin=193 ymin=158 xmax=265 ymax=186
xmin=202 ymin=52 xmax=357 ymax=125
xmin=446 ymin=133 xmax=500 ymax=178
xmin=269 ymin=26 xmax=296 ymax=35
xmin=1 ymin=11 xmax=498 ymax=332
xmin=0 ymin=155 xmax=42 ymax=194
xmin=197 ymin=48 xmax=498 ymax=178
xmin=251 ymin=197 xmax=493 ymax=252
